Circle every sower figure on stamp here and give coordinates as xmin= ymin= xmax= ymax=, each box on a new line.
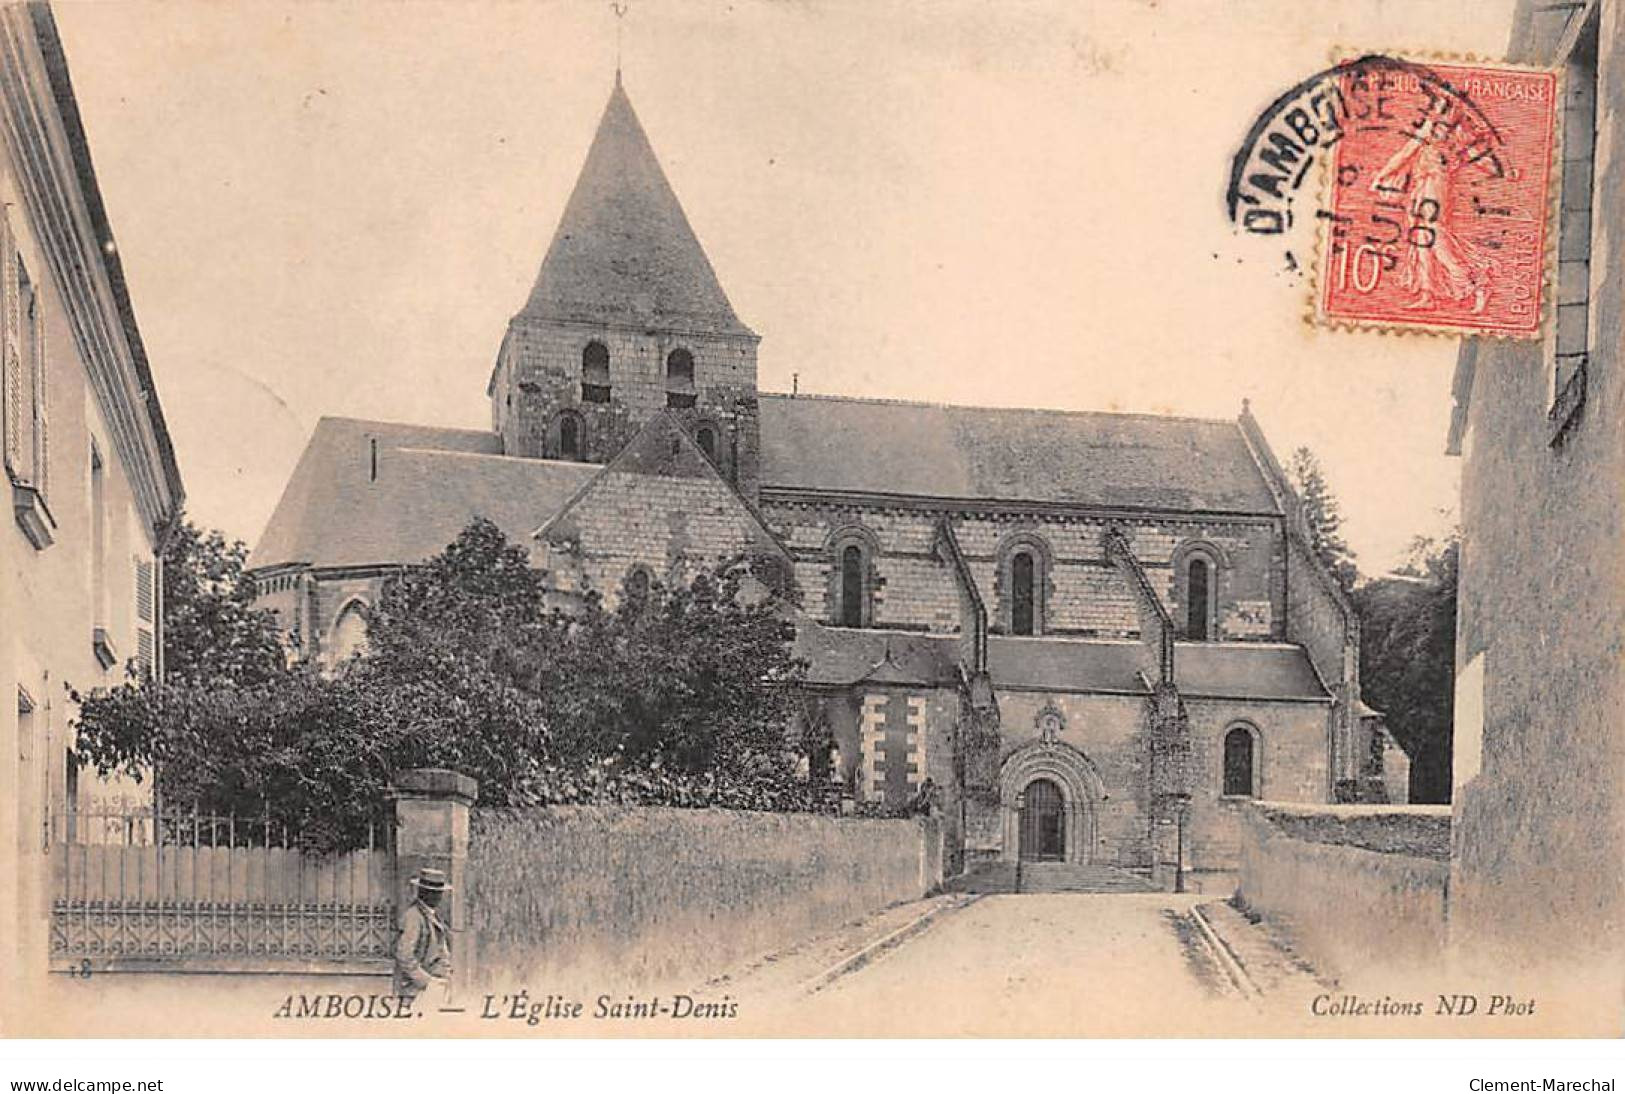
xmin=394 ymin=868 xmax=453 ymax=1005
xmin=1371 ymin=126 xmax=1498 ymax=314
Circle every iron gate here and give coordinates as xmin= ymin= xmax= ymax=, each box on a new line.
xmin=49 ymin=804 xmax=396 ymax=970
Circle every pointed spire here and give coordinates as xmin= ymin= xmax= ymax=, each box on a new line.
xmin=520 ymin=80 xmax=753 ymax=337
xmin=611 ymin=1 xmax=627 ymax=87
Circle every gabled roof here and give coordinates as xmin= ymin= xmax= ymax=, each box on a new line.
xmin=536 ymin=409 xmax=790 ymax=563
xmin=249 ymin=417 xmax=593 ymax=570
xmin=520 ymin=77 xmax=752 ymax=337
xmin=757 ymin=395 xmax=1281 ymax=514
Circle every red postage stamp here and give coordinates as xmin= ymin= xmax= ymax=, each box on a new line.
xmin=1316 ymin=59 xmax=1558 ymax=337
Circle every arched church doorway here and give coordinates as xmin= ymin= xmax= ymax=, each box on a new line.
xmin=1019 ymin=778 xmax=1065 ymax=861
xmin=998 ymin=739 xmax=1103 ymax=865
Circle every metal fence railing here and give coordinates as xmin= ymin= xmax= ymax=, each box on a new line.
xmin=49 ymin=803 xmax=396 ymax=968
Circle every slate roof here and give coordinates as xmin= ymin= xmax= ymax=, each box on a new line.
xmin=249 ymin=418 xmax=594 ymax=570
xmin=1173 ymin=641 xmax=1331 ymax=701
xmin=757 ymin=394 xmax=1280 ymax=514
xmin=986 ymin=637 xmax=1146 ymax=694
xmin=797 ymin=625 xmax=1329 ymax=702
xmin=520 ymin=77 xmax=752 ymax=337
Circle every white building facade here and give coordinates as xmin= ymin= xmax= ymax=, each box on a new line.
xmin=0 ymin=2 xmax=183 ymax=1028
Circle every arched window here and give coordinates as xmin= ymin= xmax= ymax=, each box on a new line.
xmin=1223 ymin=725 xmax=1256 ymax=797
xmin=331 ymin=602 xmax=369 ymax=662
xmin=551 ymin=410 xmax=585 ymax=461
xmin=1187 ymin=557 xmax=1211 ymax=640
xmin=1011 ymin=551 xmax=1037 ymax=636
xmin=696 ymin=426 xmax=717 ymax=463
xmin=581 ymin=341 xmax=611 ymax=403
xmin=829 ymin=528 xmax=877 ymax=628
xmin=666 ymin=348 xmax=696 ymax=408
xmin=998 ymin=534 xmax=1048 ymax=636
xmin=839 ymin=544 xmax=865 ymax=628
xmin=559 ymin=414 xmax=581 ymax=460
xmin=624 ymin=566 xmax=653 ymax=606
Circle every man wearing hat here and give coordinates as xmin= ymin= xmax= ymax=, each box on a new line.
xmin=394 ymin=868 xmax=453 ymax=1004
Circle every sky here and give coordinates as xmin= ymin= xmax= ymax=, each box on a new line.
xmin=52 ymin=0 xmax=1519 ymax=575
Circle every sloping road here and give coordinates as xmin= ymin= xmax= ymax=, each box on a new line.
xmin=766 ymin=892 xmax=1249 ymax=1036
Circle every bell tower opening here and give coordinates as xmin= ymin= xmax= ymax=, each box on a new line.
xmin=490 ymin=76 xmax=761 ymax=496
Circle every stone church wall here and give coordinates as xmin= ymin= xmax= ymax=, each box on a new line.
xmin=254 ymin=568 xmax=389 ymax=665
xmin=762 ymin=501 xmax=1283 ymax=641
xmin=540 ymin=468 xmax=775 ymax=608
xmin=995 ymin=690 xmax=1152 ymax=866
xmin=1182 ymin=697 xmax=1333 ymax=871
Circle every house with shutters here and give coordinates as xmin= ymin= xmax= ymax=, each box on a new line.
xmin=250 ymin=72 xmax=1403 ymax=884
xmin=0 ymin=2 xmax=185 ymax=1028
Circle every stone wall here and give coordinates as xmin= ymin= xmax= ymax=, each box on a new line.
xmin=1450 ymin=0 xmax=1625 ymax=974
xmin=544 ymin=469 xmax=772 ymax=603
xmin=763 ymin=501 xmax=1283 ymax=641
xmin=1235 ymin=802 xmax=1451 ymax=979
xmin=466 ymin=806 xmax=942 ymax=989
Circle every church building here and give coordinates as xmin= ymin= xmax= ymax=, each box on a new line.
xmin=250 ymin=75 xmax=1404 ymax=884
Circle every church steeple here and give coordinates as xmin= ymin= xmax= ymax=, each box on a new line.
xmin=520 ymin=79 xmax=752 ymax=337
xmin=491 ymin=77 xmax=762 ymax=501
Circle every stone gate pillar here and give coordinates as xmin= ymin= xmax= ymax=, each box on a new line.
xmin=393 ymin=768 xmax=477 ymax=997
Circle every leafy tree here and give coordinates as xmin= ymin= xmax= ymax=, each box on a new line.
xmin=71 ymin=513 xmax=318 ymax=825
xmin=532 ymin=562 xmax=805 ymax=779
xmin=72 ymin=518 xmax=815 ymax=849
xmin=1287 ymin=446 xmax=1358 ymax=593
xmin=154 ymin=517 xmax=286 ymax=688
xmin=74 ymin=668 xmax=394 ymax=851
xmin=1353 ymin=533 xmax=1457 ymax=803
xmin=348 ymin=518 xmax=554 ymax=802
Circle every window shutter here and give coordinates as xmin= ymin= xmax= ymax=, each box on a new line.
xmin=31 ymin=294 xmax=46 ymax=497
xmin=2 ymin=220 xmax=19 ymax=477
xmin=135 ymin=556 xmax=155 ymax=623
xmin=135 ymin=555 xmax=155 ymax=675
xmin=136 ymin=628 xmax=154 ymax=676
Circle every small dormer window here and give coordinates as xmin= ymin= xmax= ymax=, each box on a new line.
xmin=696 ymin=426 xmax=717 ymax=463
xmin=582 ymin=341 xmax=611 ymax=403
xmin=666 ymin=348 xmax=696 ymax=408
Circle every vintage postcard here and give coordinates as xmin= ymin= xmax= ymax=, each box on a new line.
xmin=1 ymin=0 xmax=1621 ymax=1065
